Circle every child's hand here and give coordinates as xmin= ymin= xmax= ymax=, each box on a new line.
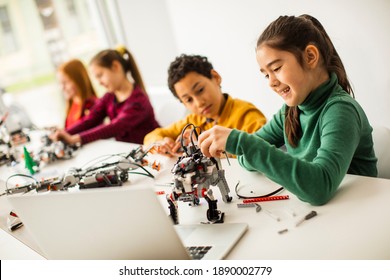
xmin=44 ymin=125 xmax=60 ymax=132
xmin=153 ymin=137 xmax=180 ymax=157
xmin=49 ymin=129 xmax=80 ymax=145
xmin=198 ymin=126 xmax=232 ymax=158
xmin=49 ymin=128 xmax=63 ymax=141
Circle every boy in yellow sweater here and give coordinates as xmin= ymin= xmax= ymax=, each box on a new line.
xmin=144 ymin=54 xmax=266 ymax=156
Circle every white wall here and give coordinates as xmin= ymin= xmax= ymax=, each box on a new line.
xmin=117 ymin=0 xmax=390 ymax=127
xmin=115 ymin=0 xmax=177 ymax=88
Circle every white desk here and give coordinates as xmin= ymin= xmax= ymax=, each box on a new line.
xmin=1 ymin=138 xmax=390 ymax=260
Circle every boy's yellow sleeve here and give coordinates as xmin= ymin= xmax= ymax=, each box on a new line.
xmin=143 ymin=116 xmax=199 ymax=145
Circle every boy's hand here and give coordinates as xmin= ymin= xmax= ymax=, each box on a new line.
xmin=153 ymin=137 xmax=181 ymax=157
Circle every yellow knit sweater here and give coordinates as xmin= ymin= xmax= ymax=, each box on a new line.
xmin=144 ymin=94 xmax=266 ymax=145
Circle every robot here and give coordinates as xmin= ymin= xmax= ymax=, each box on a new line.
xmin=0 ymin=112 xmax=19 ymax=166
xmin=61 ymin=145 xmax=159 ymax=190
xmin=3 ymin=175 xmax=65 ymax=195
xmin=0 ymin=145 xmax=16 ymax=167
xmin=1 ymin=145 xmax=161 ymax=233
xmin=3 ymin=145 xmax=159 ymax=195
xmin=126 ymin=144 xmax=161 ymax=171
xmin=166 ymin=124 xmax=232 ymax=224
xmin=35 ymin=135 xmax=79 ymax=164
xmin=77 ymin=157 xmax=134 ymax=189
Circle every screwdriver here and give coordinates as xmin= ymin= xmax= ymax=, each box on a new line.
xmin=295 ymin=210 xmax=317 ymax=227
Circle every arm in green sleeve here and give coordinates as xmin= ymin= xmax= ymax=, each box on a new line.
xmin=226 ymin=101 xmax=361 ymax=205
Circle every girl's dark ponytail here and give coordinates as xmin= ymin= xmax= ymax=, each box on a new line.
xmin=285 ymin=106 xmax=302 ymax=147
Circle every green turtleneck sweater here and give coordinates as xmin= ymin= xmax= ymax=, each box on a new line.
xmin=226 ymin=73 xmax=377 ymax=205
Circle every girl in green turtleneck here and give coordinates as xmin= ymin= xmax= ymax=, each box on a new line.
xmin=198 ymin=14 xmax=377 ymax=206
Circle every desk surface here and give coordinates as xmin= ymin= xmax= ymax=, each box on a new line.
xmin=1 ymin=135 xmax=390 ymax=260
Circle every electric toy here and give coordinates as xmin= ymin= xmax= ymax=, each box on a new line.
xmin=166 ymin=124 xmax=232 ymax=224
xmin=2 ymin=145 xmax=159 ymax=195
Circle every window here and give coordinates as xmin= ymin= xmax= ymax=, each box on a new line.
xmin=65 ymin=0 xmax=77 ymax=16
xmin=0 ymin=5 xmax=17 ymax=53
xmin=0 ymin=0 xmax=115 ymax=127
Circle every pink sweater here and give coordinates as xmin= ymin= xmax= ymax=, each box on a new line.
xmin=67 ymin=86 xmax=160 ymax=144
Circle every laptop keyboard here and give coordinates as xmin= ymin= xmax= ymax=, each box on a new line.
xmin=186 ymin=246 xmax=212 ymax=260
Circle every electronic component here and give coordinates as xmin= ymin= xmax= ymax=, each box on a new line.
xmin=167 ymin=124 xmax=232 ymax=225
xmin=243 ymin=195 xmax=290 ymax=203
xmin=35 ymin=135 xmax=79 ymax=165
xmin=2 ymin=145 xmax=159 ymax=195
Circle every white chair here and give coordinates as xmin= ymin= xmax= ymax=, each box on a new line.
xmin=371 ymin=125 xmax=390 ymax=179
xmin=156 ymin=99 xmax=188 ymax=127
xmin=149 ymin=87 xmax=188 ymax=127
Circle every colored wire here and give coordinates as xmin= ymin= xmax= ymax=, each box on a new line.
xmin=234 ymin=180 xmax=284 ymax=199
xmin=5 ymin=173 xmax=39 ymax=195
xmin=81 ymin=153 xmax=125 ymax=170
xmin=127 ymin=162 xmax=154 ymax=179
xmin=180 ymin=123 xmax=201 ymax=156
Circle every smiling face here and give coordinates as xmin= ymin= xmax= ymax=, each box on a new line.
xmin=256 ymin=44 xmax=313 ymax=107
xmin=174 ymin=70 xmax=225 ymax=120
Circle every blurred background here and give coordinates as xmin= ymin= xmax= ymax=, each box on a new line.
xmin=1 ymin=0 xmax=389 ymax=129
xmin=0 ymin=0 xmax=109 ymax=127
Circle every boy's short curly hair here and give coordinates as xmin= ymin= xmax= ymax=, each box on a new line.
xmin=167 ymin=54 xmax=214 ymax=98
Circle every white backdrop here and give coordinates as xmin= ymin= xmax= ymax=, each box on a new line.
xmin=117 ymin=0 xmax=390 ymax=127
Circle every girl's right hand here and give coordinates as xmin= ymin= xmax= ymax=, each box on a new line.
xmin=198 ymin=125 xmax=232 ymax=158
xmin=49 ymin=129 xmax=81 ymax=145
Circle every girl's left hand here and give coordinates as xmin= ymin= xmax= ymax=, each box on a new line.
xmin=198 ymin=126 xmax=232 ymax=158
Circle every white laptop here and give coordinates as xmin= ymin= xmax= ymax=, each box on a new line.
xmin=7 ymin=187 xmax=248 ymax=260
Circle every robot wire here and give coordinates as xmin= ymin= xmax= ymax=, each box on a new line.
xmin=180 ymin=123 xmax=201 ymax=156
xmin=4 ymin=173 xmax=40 ymax=196
xmin=127 ymin=161 xmax=154 ymax=179
xmin=2 ymin=148 xmax=155 ymax=196
xmin=234 ymin=180 xmax=284 ymax=199
xmin=80 ymin=153 xmax=126 ymax=170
